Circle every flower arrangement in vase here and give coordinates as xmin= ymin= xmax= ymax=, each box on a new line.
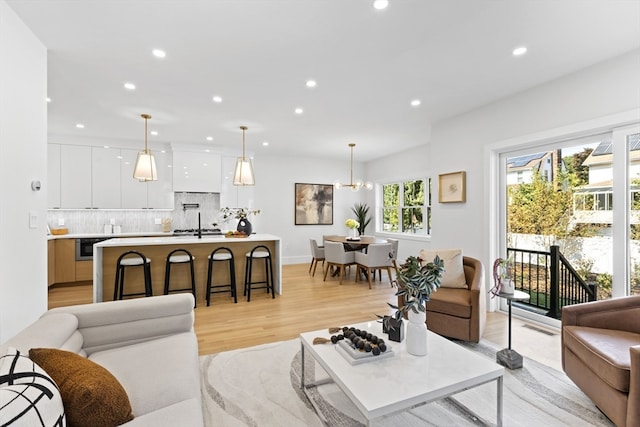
xmin=220 ymin=207 xmax=261 ymax=235
xmin=383 ymin=255 xmax=444 ymax=356
xmin=345 ymin=218 xmax=360 ymax=240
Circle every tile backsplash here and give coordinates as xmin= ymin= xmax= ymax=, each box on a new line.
xmin=47 ymin=192 xmax=221 ymax=234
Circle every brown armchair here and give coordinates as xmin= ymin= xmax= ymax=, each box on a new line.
xmin=398 ymin=256 xmax=486 ymax=342
xmin=562 ymin=296 xmax=640 ymax=427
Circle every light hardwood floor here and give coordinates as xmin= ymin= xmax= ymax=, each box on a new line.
xmin=48 ymin=263 xmax=562 ymax=370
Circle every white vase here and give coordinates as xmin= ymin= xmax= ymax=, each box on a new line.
xmin=406 ymin=309 xmax=427 ymax=356
xmin=349 ymin=228 xmax=359 ymax=239
xmin=501 ymin=278 xmax=514 ymax=294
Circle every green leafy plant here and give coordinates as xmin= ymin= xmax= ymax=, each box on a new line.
xmin=351 ymin=202 xmax=371 ymax=235
xmin=382 ymin=255 xmax=444 ymax=325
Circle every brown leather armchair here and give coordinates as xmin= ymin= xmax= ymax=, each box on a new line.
xmin=562 ymin=296 xmax=640 ymax=427
xmin=398 ymin=256 xmax=486 ymax=342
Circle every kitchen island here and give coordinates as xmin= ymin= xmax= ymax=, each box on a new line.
xmin=93 ymin=234 xmax=281 ymax=303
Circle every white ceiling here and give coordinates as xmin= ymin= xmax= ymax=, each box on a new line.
xmin=7 ymin=0 xmax=640 ymax=161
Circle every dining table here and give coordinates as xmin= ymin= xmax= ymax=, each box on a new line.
xmin=323 ymin=235 xmax=388 ymax=251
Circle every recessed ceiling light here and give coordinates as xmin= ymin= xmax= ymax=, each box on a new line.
xmin=373 ymin=0 xmax=389 ymax=10
xmin=295 ymin=107 xmax=304 ymax=115
xmin=75 ymin=123 xmax=85 ymax=129
xmin=103 ymin=145 xmax=110 ymax=149
xmin=124 ymin=82 xmax=136 ymax=90
xmin=203 ymin=163 xmax=208 ymax=167
xmin=512 ymin=46 xmax=527 ymax=56
xmin=262 ymin=141 xmax=269 ymax=146
xmin=306 ymin=80 xmax=317 ymax=88
xmin=205 ymin=149 xmax=210 ymax=153
xmin=150 ymin=130 xmax=158 ymax=136
xmin=117 ymin=155 xmax=123 ymax=159
xmin=410 ymin=99 xmax=421 ymax=107
xmin=212 ymin=96 xmax=222 ymax=103
xmin=167 ymin=164 xmax=172 ymax=168
xmin=46 ymin=97 xmax=51 ymax=103
xmin=206 ymin=136 xmax=214 ymax=141
xmin=160 ymin=150 xmax=166 ymax=153
xmin=152 ymin=49 xmax=166 ymax=58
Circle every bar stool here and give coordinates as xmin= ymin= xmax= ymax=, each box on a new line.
xmin=113 ymin=250 xmax=152 ymax=300
xmin=163 ymin=248 xmax=197 ymax=306
xmin=243 ymin=245 xmax=275 ymax=302
xmin=206 ymin=247 xmax=237 ymax=306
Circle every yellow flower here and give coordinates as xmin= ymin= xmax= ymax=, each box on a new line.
xmin=345 ymin=218 xmax=360 ymax=229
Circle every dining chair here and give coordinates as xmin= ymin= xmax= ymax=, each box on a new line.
xmin=308 ymin=238 xmax=325 ymax=276
xmin=378 ymin=238 xmax=399 ymax=280
xmin=323 ymin=241 xmax=356 ymax=285
xmin=355 ymin=243 xmax=394 ymax=289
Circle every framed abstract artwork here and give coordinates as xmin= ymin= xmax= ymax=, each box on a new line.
xmin=438 ymin=171 xmax=466 ymax=203
xmin=295 ymin=183 xmax=333 ymax=225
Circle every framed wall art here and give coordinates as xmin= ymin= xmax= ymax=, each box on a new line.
xmin=295 ymin=183 xmax=333 ymax=225
xmin=438 ymin=171 xmax=466 ymax=203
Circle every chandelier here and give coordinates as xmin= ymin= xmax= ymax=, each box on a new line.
xmin=233 ymin=125 xmax=255 ymax=186
xmin=133 ymin=114 xmax=157 ymax=181
xmin=334 ymin=143 xmax=372 ymax=191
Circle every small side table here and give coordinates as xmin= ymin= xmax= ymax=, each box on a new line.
xmin=496 ymin=290 xmax=530 ymax=369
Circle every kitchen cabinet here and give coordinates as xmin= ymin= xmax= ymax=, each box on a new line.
xmin=75 ymin=260 xmax=93 ymax=281
xmin=146 ymin=150 xmax=174 ymax=209
xmin=54 ymin=238 xmax=76 ymax=283
xmin=60 ymin=145 xmax=92 ymax=208
xmin=47 ymin=144 xmax=61 ymax=208
xmin=48 ymin=143 xmax=174 ymax=209
xmin=120 ymin=148 xmax=149 ymax=209
xmin=47 ymin=240 xmax=56 ymax=286
xmin=173 ymin=151 xmax=221 ymax=193
xmin=92 ymin=146 xmax=121 ymax=208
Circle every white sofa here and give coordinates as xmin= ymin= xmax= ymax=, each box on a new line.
xmin=0 ymin=294 xmax=204 ymax=427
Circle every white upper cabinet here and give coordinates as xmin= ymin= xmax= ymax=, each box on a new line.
xmin=47 ymin=144 xmax=61 ymax=208
xmin=92 ymin=146 xmax=121 ymax=208
xmin=146 ymin=150 xmax=174 ymax=209
xmin=173 ymin=151 xmax=221 ymax=193
xmin=120 ymin=149 xmax=149 ymax=209
xmin=60 ymin=145 xmax=92 ymax=208
xmin=48 ymin=143 xmax=174 ymax=209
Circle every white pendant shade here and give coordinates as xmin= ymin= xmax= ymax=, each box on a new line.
xmin=133 ymin=113 xmax=158 ymax=181
xmin=233 ymin=125 xmax=255 ymax=186
xmin=133 ymin=150 xmax=158 ymax=181
xmin=233 ymin=157 xmax=255 ymax=186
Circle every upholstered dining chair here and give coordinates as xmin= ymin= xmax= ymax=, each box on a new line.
xmin=323 ymin=241 xmax=356 ymax=285
xmin=308 ymin=238 xmax=325 ymax=276
xmin=354 ymin=243 xmax=394 ymax=289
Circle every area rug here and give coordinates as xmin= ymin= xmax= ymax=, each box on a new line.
xmin=199 ymin=338 xmax=613 ymax=427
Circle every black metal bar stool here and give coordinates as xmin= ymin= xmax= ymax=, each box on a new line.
xmin=206 ymin=247 xmax=237 ymax=306
xmin=113 ymin=250 xmax=152 ymax=300
xmin=243 ymin=245 xmax=275 ymax=302
xmin=163 ymin=248 xmax=197 ymax=306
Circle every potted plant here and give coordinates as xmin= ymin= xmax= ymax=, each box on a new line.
xmin=385 ymin=255 xmax=444 ymax=356
xmin=351 ymin=202 xmax=371 ymax=235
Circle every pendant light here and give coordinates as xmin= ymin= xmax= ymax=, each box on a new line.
xmin=133 ymin=114 xmax=158 ymax=181
xmin=334 ymin=143 xmax=372 ymax=191
xmin=233 ymin=125 xmax=255 ymax=186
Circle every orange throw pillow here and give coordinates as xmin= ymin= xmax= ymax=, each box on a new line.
xmin=29 ymin=348 xmax=134 ymax=427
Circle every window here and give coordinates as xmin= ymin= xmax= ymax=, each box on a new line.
xmin=381 ymin=178 xmax=430 ymax=235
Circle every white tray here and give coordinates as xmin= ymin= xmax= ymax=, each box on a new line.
xmin=335 ymin=339 xmax=393 ymax=365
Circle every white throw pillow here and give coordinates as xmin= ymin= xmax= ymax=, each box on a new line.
xmin=419 ymin=248 xmax=467 ymax=288
xmin=0 ymin=347 xmax=66 ymax=426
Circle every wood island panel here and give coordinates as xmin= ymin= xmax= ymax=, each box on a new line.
xmin=98 ymin=238 xmax=279 ymax=304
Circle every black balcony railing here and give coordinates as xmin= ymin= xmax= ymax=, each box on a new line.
xmin=506 ymin=245 xmax=597 ymax=319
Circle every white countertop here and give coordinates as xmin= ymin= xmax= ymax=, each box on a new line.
xmin=47 ymin=231 xmax=171 ymax=240
xmin=95 ymin=233 xmax=281 ymax=248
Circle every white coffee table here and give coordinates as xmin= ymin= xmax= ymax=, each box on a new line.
xmin=300 ymin=320 xmax=504 ymax=426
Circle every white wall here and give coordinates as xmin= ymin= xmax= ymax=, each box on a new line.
xmin=0 ymin=1 xmax=48 ymax=342
xmin=253 ymin=153 xmax=368 ymax=264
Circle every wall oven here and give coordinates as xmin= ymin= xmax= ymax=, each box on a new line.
xmin=76 ymin=238 xmax=110 ymax=261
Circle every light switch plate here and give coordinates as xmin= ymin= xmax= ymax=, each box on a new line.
xmin=29 ymin=211 xmax=38 ymax=229
xmin=154 ymin=218 xmax=162 ymax=225
xmin=58 ymin=218 xmax=65 ymax=226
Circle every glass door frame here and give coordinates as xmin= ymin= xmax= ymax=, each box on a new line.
xmin=486 ymin=110 xmax=640 ymax=321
